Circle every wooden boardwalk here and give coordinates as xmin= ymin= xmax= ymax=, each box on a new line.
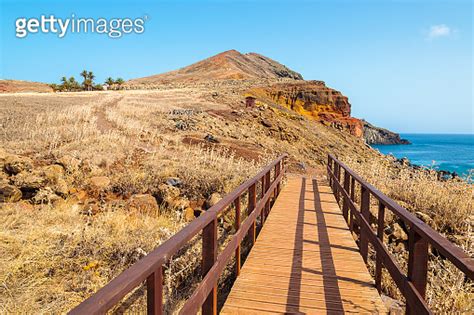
xmin=221 ymin=175 xmax=387 ymax=314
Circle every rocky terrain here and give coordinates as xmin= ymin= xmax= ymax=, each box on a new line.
xmin=0 ymin=50 xmax=470 ymax=313
xmin=363 ymin=120 xmax=411 ymax=145
xmin=0 ymin=79 xmax=53 ymax=93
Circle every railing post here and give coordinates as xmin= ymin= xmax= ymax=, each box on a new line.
xmin=407 ymin=229 xmax=428 ymax=314
xmin=360 ymin=186 xmax=370 ymax=263
xmin=375 ymin=201 xmax=385 ymax=292
xmin=234 ymin=196 xmax=241 ymax=277
xmin=260 ymin=177 xmax=266 ymax=222
xmin=265 ymin=171 xmax=271 ymax=217
xmin=202 ymin=217 xmax=217 ymax=315
xmin=146 ymin=266 xmax=163 ymax=315
xmin=328 ymin=156 xmax=333 ymax=188
xmin=248 ymin=183 xmax=257 ymax=245
xmin=276 ymin=160 xmax=282 ymax=195
xmin=334 ymin=164 xmax=340 ymax=202
xmin=342 ymin=170 xmax=350 ymax=222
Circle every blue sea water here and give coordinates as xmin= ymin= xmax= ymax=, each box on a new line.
xmin=372 ymin=134 xmax=474 ymax=177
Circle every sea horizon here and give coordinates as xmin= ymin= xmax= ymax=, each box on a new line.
xmin=372 ymin=133 xmax=474 ymax=178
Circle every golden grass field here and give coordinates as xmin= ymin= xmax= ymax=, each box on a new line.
xmin=0 ymin=86 xmax=472 ymax=313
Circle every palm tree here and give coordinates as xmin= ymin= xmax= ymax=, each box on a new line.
xmin=87 ymin=71 xmax=95 ymax=91
xmin=105 ymin=77 xmax=115 ymax=89
xmin=69 ymin=76 xmax=80 ymax=91
xmin=80 ymin=70 xmax=88 ymax=90
xmin=60 ymin=76 xmax=69 ymax=91
xmin=115 ymin=78 xmax=124 ymax=90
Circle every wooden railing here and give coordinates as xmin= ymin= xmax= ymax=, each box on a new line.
xmin=69 ymin=154 xmax=287 ymax=315
xmin=327 ymin=154 xmax=473 ymax=315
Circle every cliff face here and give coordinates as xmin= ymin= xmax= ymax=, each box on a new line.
xmin=363 ymin=121 xmax=410 ymax=145
xmin=249 ymin=80 xmax=364 ymax=137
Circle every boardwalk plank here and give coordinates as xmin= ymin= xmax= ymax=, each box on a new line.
xmin=221 ymin=175 xmax=387 ymax=314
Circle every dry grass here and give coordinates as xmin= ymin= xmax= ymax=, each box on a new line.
xmin=3 ymin=86 xmax=469 ymax=313
xmin=344 ymin=154 xmax=473 ymax=313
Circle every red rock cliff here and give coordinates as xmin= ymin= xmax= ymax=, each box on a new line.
xmin=250 ymin=80 xmax=364 ymax=137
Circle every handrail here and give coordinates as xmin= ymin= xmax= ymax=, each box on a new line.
xmin=69 ymin=154 xmax=288 ymax=315
xmin=327 ymin=154 xmax=473 ymax=315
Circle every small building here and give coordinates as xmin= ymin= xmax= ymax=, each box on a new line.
xmin=245 ymin=96 xmax=256 ymax=108
xmin=102 ymin=83 xmax=109 ymax=91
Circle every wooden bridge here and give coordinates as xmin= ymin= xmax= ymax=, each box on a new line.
xmin=70 ymin=154 xmax=473 ymax=315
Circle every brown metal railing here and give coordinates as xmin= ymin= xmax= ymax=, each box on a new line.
xmin=327 ymin=154 xmax=473 ymax=315
xmin=69 ymin=154 xmax=287 ymax=315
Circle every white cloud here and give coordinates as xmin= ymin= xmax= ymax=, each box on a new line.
xmin=427 ymin=24 xmax=452 ymax=39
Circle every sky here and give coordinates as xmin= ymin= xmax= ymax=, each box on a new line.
xmin=1 ymin=0 xmax=472 ymax=134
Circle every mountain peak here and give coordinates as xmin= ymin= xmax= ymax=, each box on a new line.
xmin=129 ymin=50 xmax=303 ymax=84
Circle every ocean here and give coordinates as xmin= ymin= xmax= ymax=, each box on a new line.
xmin=372 ymin=134 xmax=474 ymax=177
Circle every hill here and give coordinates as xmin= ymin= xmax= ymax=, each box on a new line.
xmin=0 ymin=80 xmax=53 ymax=93
xmin=128 ymin=50 xmax=303 ymax=84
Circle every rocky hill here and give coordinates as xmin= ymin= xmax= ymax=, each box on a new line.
xmin=128 ymin=50 xmax=303 ymax=84
xmin=128 ymin=50 xmax=407 ymax=144
xmin=0 ymin=80 xmax=53 ymax=93
xmin=363 ymin=120 xmax=410 ymax=145
xmin=249 ymin=80 xmax=363 ymax=137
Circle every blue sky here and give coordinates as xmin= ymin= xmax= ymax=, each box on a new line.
xmin=1 ymin=0 xmax=472 ymax=133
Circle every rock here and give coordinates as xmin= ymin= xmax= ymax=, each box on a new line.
xmin=184 ymin=207 xmax=195 ymax=221
xmin=89 ymin=176 xmax=110 ymax=190
xmin=363 ymin=120 xmax=411 ymax=145
xmin=166 ymin=177 xmax=182 ymax=187
xmin=261 ymin=119 xmax=272 ymax=128
xmin=297 ymin=162 xmax=306 ymax=171
xmin=4 ymin=155 xmax=32 ymax=175
xmin=205 ymin=192 xmax=221 ymax=209
xmin=381 ymin=294 xmax=404 ymax=314
xmin=156 ymin=183 xmax=180 ymax=204
xmin=56 ymin=155 xmax=81 ymax=172
xmin=128 ymin=194 xmax=159 ymax=214
xmin=204 ymin=134 xmax=219 ymax=143
xmin=0 ymin=184 xmax=22 ymax=202
xmin=54 ymin=178 xmax=69 ymax=197
xmin=169 ymin=198 xmax=190 ymax=211
xmin=392 ymin=223 xmax=408 ymax=241
xmin=12 ymin=171 xmax=46 ymax=190
xmin=31 ymin=187 xmax=60 ymax=204
xmin=41 ymin=164 xmax=64 ymax=182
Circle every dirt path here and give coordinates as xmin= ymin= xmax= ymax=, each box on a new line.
xmin=93 ymin=96 xmax=123 ymax=134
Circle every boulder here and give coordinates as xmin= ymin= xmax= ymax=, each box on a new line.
xmin=169 ymin=198 xmax=190 ymax=211
xmin=56 ymin=155 xmax=81 ymax=172
xmin=166 ymin=177 xmax=182 ymax=187
xmin=128 ymin=194 xmax=159 ymax=213
xmin=156 ymin=183 xmax=180 ymax=204
xmin=184 ymin=207 xmax=195 ymax=221
xmin=41 ymin=164 xmax=64 ymax=182
xmin=204 ymin=134 xmax=219 ymax=143
xmin=31 ymin=187 xmax=60 ymax=204
xmin=12 ymin=171 xmax=46 ymax=190
xmin=0 ymin=184 xmax=22 ymax=202
xmin=261 ymin=119 xmax=272 ymax=128
xmin=392 ymin=223 xmax=408 ymax=241
xmin=205 ymin=192 xmax=222 ymax=209
xmin=381 ymin=295 xmax=404 ymax=314
xmin=89 ymin=176 xmax=110 ymax=190
xmin=54 ymin=178 xmax=69 ymax=197
xmin=4 ymin=155 xmax=32 ymax=175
